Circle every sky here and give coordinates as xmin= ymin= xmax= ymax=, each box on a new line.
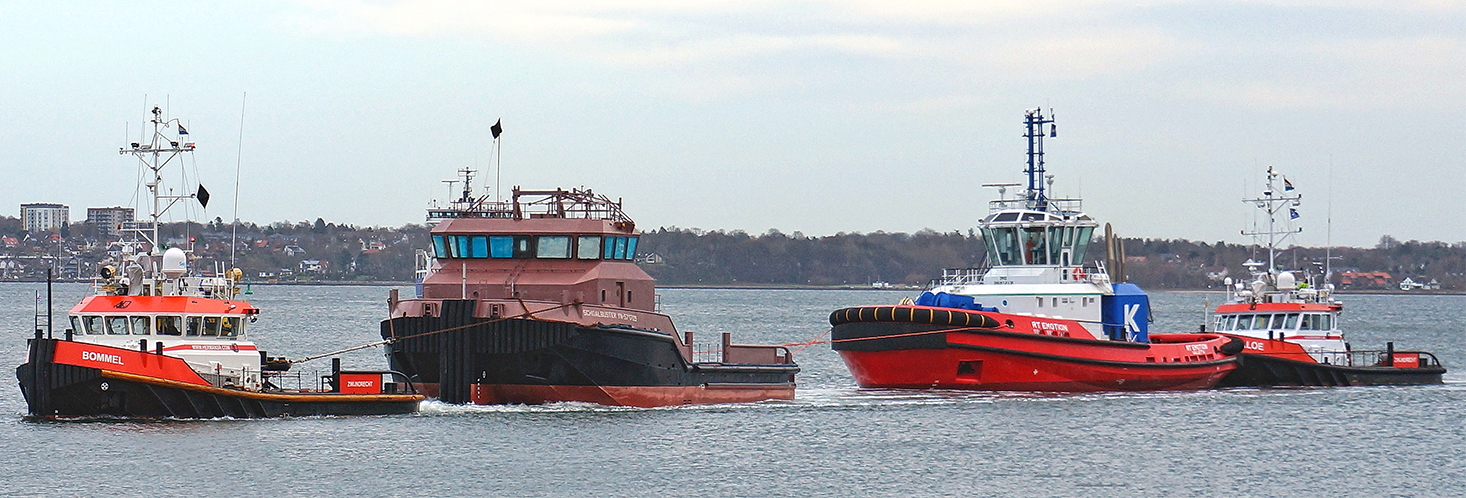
xmin=1 ymin=1 xmax=1462 ymax=248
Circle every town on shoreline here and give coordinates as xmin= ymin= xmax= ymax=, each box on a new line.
xmin=3 ymin=214 xmax=1461 ymax=293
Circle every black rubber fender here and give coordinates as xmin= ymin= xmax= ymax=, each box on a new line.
xmin=1218 ymin=336 xmax=1245 ymax=356
xmin=829 ymin=306 xmax=1000 ymax=329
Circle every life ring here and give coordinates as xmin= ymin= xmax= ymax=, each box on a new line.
xmin=1071 ymin=268 xmax=1086 ymax=280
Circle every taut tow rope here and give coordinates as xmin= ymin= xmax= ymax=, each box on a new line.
xmin=291 ymin=301 xmax=580 ymax=364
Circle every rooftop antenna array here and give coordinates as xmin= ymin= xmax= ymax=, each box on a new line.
xmin=1240 ymin=165 xmax=1302 ymax=274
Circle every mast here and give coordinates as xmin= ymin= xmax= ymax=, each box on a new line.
xmin=1240 ymin=166 xmax=1302 ymax=274
xmin=1023 ymin=108 xmax=1057 ymax=211
xmin=119 ymin=105 xmax=198 ymax=257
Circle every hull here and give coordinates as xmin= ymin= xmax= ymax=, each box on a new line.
xmin=17 ymin=338 xmax=422 ymax=419
xmin=1217 ymin=336 xmax=1445 ymax=387
xmin=831 ymin=306 xmax=1238 ymax=392
xmin=382 ymin=300 xmax=798 ymax=407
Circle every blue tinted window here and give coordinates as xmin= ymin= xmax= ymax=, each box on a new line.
xmin=614 ymin=237 xmax=627 ymax=259
xmin=604 ymin=237 xmax=618 ymax=259
xmin=453 ymin=236 xmax=469 ymax=258
xmin=490 ymin=236 xmax=513 ymax=258
xmin=625 ymin=237 xmax=638 ymax=260
xmin=432 ymin=235 xmax=447 ymax=258
xmin=471 ymin=236 xmax=488 ymax=258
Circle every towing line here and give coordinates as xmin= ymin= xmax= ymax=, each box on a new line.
xmin=291 ymin=301 xmax=581 ymax=364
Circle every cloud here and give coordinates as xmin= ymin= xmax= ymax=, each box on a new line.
xmin=284 ymin=0 xmax=1466 ymax=108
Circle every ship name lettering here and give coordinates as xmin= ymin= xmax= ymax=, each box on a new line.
xmin=1186 ymin=344 xmax=1208 ymax=355
xmin=1245 ymin=341 xmax=1265 ymax=351
xmin=345 ymin=381 xmax=375 ymax=388
xmin=583 ymin=309 xmax=639 ymax=322
xmin=1033 ymin=322 xmax=1069 ymax=332
xmin=81 ymin=351 xmax=125 ymax=366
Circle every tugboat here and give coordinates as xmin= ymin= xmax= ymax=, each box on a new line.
xmin=379 ymin=167 xmax=799 ymax=407
xmin=16 ymin=106 xmax=423 ymax=419
xmin=830 ymin=108 xmax=1242 ymax=392
xmin=1209 ymin=167 xmax=1445 ymax=386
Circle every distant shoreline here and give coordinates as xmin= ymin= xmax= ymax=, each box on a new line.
xmin=5 ymin=279 xmax=1463 ymax=296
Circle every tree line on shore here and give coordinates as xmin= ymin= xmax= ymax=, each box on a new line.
xmin=5 ymin=215 xmax=1463 ymax=291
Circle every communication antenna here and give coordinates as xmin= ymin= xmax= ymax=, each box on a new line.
xmin=1240 ymin=165 xmax=1303 ymax=273
xmin=231 ymin=92 xmax=246 ymax=268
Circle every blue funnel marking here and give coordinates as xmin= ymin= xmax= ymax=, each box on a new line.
xmin=1101 ymin=283 xmax=1149 ymax=342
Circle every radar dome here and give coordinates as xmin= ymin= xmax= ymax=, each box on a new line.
xmin=1276 ymin=271 xmax=1296 ymax=289
xmin=162 ymin=247 xmax=188 ymax=278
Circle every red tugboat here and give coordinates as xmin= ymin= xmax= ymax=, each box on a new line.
xmin=830 ymin=109 xmax=1241 ymax=392
xmin=380 ymin=167 xmax=798 ymax=407
xmin=16 ymin=106 xmax=423 ymax=419
xmin=1209 ymin=167 xmax=1445 ymax=386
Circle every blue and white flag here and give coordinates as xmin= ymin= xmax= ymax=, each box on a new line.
xmin=177 ymin=124 xmax=189 ymax=135
xmin=1289 ymin=208 xmax=1300 ymax=219
xmin=1283 ymin=177 xmax=1294 ymax=191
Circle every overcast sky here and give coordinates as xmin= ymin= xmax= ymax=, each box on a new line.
xmin=2 ymin=1 xmax=1462 ymax=248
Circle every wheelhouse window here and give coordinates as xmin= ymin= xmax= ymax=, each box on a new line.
xmin=471 ymin=235 xmax=488 ymax=258
xmin=187 ymin=316 xmax=204 ymax=336
xmin=1235 ymin=315 xmax=1254 ymax=330
xmin=1269 ymin=314 xmax=1286 ymax=330
xmin=490 ymin=236 xmax=513 ymax=258
xmin=131 ymin=316 xmax=151 ymax=335
xmin=625 ymin=237 xmax=638 ymax=259
xmin=432 ymin=235 xmax=447 ymax=258
xmin=577 ymin=236 xmax=601 ymax=260
xmin=203 ymin=316 xmax=222 ymax=337
xmin=82 ymin=316 xmax=103 ymax=335
xmin=454 ymin=235 xmax=470 ymax=258
xmin=157 ymin=316 xmax=183 ymax=336
xmin=1284 ymin=313 xmax=1300 ymax=330
xmin=1022 ymin=228 xmax=1046 ymax=264
xmin=1251 ymin=315 xmax=1269 ymax=330
xmin=106 ymin=316 xmax=129 ymax=335
xmin=986 ymin=227 xmax=1022 ymax=266
xmin=70 ymin=316 xmax=84 ymax=335
xmin=220 ymin=317 xmax=242 ymax=337
xmin=536 ymin=236 xmax=571 ymax=259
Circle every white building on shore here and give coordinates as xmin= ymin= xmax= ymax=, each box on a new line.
xmin=21 ymin=203 xmax=69 ymax=232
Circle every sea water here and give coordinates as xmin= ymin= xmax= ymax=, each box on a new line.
xmin=1 ymin=283 xmax=1463 ymax=496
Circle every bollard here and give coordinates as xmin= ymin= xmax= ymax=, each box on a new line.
xmin=64 ymin=328 xmax=74 ymax=341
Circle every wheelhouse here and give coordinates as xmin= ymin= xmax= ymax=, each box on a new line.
xmin=1213 ymin=310 xmax=1339 ymax=338
xmin=430 ymin=233 xmax=639 ymax=261
xmin=66 ymin=295 xmax=259 ymax=340
xmin=71 ymin=313 xmax=246 ymax=338
xmin=980 ymin=208 xmax=1095 ymax=267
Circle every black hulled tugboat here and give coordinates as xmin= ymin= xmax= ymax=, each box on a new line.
xmin=380 ymin=168 xmax=798 ymax=407
xmin=1208 ymin=167 xmax=1445 ymax=387
xmin=16 ymin=106 xmax=423 ymax=419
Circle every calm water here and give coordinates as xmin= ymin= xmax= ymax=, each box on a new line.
xmin=2 ymin=283 xmax=1464 ymax=496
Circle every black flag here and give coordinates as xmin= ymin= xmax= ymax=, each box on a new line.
xmin=197 ymin=184 xmax=211 ymax=209
xmin=490 ymin=119 xmax=502 ymax=139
